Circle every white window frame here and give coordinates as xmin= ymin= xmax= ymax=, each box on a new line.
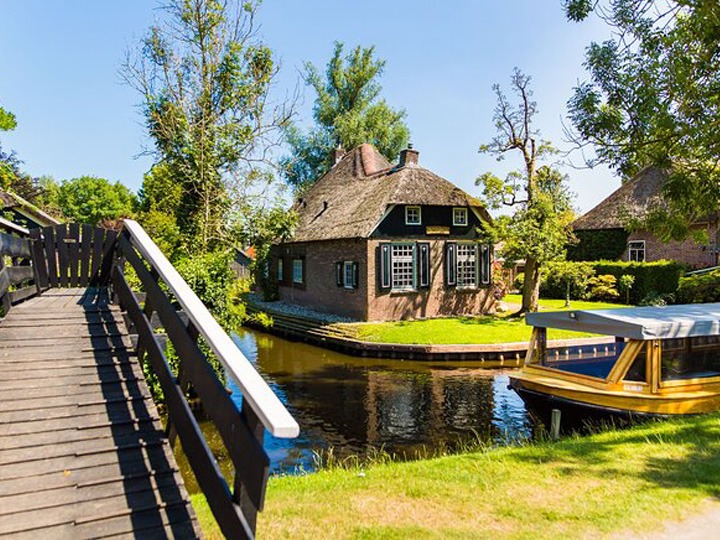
xmin=391 ymin=243 xmax=417 ymax=292
xmin=343 ymin=261 xmax=354 ymax=289
xmin=405 ymin=206 xmax=421 ymax=226
xmin=628 ymin=240 xmax=646 ymax=262
xmin=453 ymin=207 xmax=468 ymax=226
xmin=456 ymin=242 xmax=479 ymax=289
xmin=292 ymin=258 xmax=303 ymax=284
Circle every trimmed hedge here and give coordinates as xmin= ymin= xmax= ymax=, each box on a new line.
xmin=676 ymin=271 xmax=720 ymax=304
xmin=537 ymin=260 xmax=685 ymax=304
xmin=590 ymin=260 xmax=685 ymax=304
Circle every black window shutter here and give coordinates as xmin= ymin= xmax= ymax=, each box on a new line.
xmin=417 ymin=242 xmax=430 ymax=288
xmin=352 ymin=262 xmax=359 ymax=289
xmin=379 ymin=243 xmax=391 ymax=289
xmin=481 ymin=244 xmax=491 ymax=286
xmin=335 ymin=262 xmax=343 ymax=287
xmin=445 ymin=242 xmax=457 ymax=287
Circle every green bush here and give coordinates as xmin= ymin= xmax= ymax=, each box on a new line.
xmin=591 ymin=260 xmax=685 ymax=304
xmin=586 ymin=274 xmax=619 ymax=302
xmin=567 ymin=228 xmax=629 ymax=261
xmin=540 ymin=261 xmax=595 ymax=300
xmin=534 ymin=259 xmax=684 ymax=304
xmin=676 ymin=271 xmax=720 ymax=304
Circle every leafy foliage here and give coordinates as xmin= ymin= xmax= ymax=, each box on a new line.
xmin=53 ymin=176 xmax=136 ymax=225
xmin=567 ymin=228 xmax=629 ymax=261
xmin=282 ymin=42 xmax=410 ymax=189
xmin=676 ymin=271 xmax=720 ymax=304
xmin=539 ymin=260 xmax=596 ymax=304
xmin=564 ymin=0 xmax=720 ymax=241
xmin=477 ymin=69 xmax=576 ymax=313
xmin=0 ymin=104 xmax=16 ymax=132
xmin=122 ymin=0 xmax=292 ymax=251
xmin=539 ymin=259 xmax=683 ymax=304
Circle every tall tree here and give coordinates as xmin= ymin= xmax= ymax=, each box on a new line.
xmin=282 ymin=42 xmax=410 ymax=190
xmin=122 ymin=0 xmax=292 ymax=252
xmin=564 ymin=0 xmax=720 ymax=240
xmin=478 ymin=69 xmax=575 ymax=314
xmin=55 ymin=176 xmax=137 ymax=226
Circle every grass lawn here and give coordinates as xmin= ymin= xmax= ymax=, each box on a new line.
xmin=343 ymin=297 xmax=630 ymax=345
xmin=192 ymin=413 xmax=720 ymax=539
xmin=503 ymin=294 xmax=631 ymax=311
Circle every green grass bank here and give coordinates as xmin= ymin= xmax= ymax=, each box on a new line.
xmin=347 ymin=297 xmax=629 ymax=345
xmin=192 ymin=413 xmax=720 ymax=538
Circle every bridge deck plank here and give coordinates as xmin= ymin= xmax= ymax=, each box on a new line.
xmin=0 ymin=287 xmax=200 ymax=539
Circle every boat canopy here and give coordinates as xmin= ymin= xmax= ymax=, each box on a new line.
xmin=526 ymin=303 xmax=720 ymax=340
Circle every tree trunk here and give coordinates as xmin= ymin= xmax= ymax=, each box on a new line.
xmin=520 ymin=256 xmax=541 ymax=314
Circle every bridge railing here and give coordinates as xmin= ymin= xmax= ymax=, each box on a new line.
xmin=113 ymin=219 xmax=299 ymax=539
xmin=0 ymin=221 xmax=38 ymax=313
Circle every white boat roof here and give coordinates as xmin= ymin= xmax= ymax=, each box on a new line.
xmin=526 ymin=303 xmax=720 ymax=340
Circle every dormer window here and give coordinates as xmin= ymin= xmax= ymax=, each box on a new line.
xmin=405 ymin=206 xmax=421 ymax=225
xmin=453 ymin=207 xmax=468 ymax=226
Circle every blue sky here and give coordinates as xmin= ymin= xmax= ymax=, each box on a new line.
xmin=0 ymin=1 xmax=618 ymax=213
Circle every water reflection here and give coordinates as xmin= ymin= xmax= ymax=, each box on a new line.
xmin=229 ymin=328 xmax=533 ymax=473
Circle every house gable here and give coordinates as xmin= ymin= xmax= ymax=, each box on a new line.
xmin=372 ymin=204 xmax=485 ymax=239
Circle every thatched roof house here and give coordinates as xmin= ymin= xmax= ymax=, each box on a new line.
xmin=291 ymin=144 xmax=489 ymax=242
xmin=570 ymin=167 xmax=717 ymax=268
xmin=272 ymin=144 xmax=495 ymax=321
xmin=572 ymin=167 xmax=667 ymax=231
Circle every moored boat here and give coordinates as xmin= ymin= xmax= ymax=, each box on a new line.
xmin=509 ymin=303 xmax=720 ymax=427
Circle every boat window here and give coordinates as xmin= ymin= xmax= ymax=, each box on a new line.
xmin=661 ymin=337 xmax=720 ymax=381
xmin=623 ymin=347 xmax=648 ymax=382
xmin=542 ymin=341 xmax=625 ymax=380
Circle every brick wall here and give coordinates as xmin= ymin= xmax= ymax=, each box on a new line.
xmin=276 ymin=238 xmax=495 ymax=321
xmin=276 ymin=239 xmax=368 ymax=319
xmin=627 ymin=224 xmax=719 ymax=269
xmin=366 ymin=239 xmax=494 ymax=321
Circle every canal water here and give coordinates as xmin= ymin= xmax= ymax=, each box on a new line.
xmin=177 ymin=327 xmax=535 ymax=492
xmin=234 ymin=328 xmax=533 ymax=470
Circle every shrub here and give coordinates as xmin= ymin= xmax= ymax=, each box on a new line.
xmin=676 ymin=271 xmax=720 ymax=304
xmin=528 ymin=259 xmax=684 ymax=304
xmin=591 ymin=260 xmax=685 ymax=304
xmin=540 ymin=260 xmax=595 ymax=300
xmin=586 ymin=274 xmax=620 ymax=302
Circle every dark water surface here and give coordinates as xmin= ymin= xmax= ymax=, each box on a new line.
xmin=176 ymin=328 xmax=534 ymax=492
xmin=231 ymin=328 xmax=533 ymax=472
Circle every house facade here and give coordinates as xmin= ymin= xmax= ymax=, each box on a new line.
xmin=273 ymin=144 xmax=495 ymax=321
xmin=570 ymin=167 xmax=719 ymax=269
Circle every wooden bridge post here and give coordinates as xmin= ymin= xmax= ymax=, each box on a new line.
xmin=235 ymin=403 xmax=266 ymax=534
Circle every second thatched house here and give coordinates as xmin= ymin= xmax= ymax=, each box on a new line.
xmin=272 ymin=144 xmax=495 ymax=321
xmin=570 ymin=167 xmax=718 ymax=268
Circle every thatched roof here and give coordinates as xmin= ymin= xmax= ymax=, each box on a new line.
xmin=573 ymin=167 xmax=667 ymax=230
xmin=290 ymin=144 xmax=489 ymax=242
xmin=0 ymin=190 xmax=61 ymax=227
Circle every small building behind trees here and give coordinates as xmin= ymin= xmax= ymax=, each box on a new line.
xmin=271 ymin=144 xmax=495 ymax=321
xmin=569 ymin=167 xmax=719 ymax=269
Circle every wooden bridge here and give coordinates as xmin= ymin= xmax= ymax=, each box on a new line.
xmin=0 ymin=221 xmax=299 ymax=539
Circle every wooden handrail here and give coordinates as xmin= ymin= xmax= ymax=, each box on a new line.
xmin=121 ymin=219 xmax=299 ymax=438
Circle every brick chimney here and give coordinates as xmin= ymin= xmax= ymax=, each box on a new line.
xmin=399 ymin=143 xmax=419 ymax=167
xmin=333 ymin=144 xmax=346 ymax=165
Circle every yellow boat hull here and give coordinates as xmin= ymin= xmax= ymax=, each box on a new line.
xmin=509 ymin=369 xmax=720 ymax=419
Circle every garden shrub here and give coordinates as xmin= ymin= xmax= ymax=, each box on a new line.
xmin=676 ymin=271 xmax=720 ymax=304
xmin=533 ymin=259 xmax=684 ymax=304
xmin=592 ymin=260 xmax=685 ymax=304
xmin=586 ymin=274 xmax=620 ymax=301
xmin=540 ymin=260 xmax=595 ymax=300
